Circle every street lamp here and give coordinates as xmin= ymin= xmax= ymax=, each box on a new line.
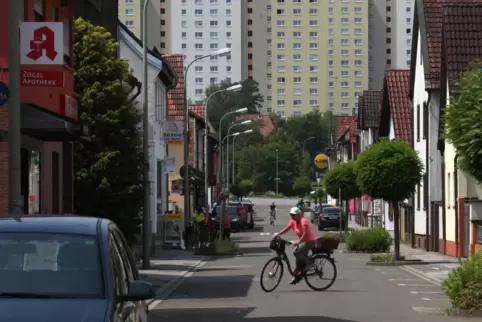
xmin=216 ymin=107 xmax=248 ymax=197
xmin=182 ymin=47 xmax=231 ymax=241
xmin=232 ymin=129 xmax=254 ymax=185
xmin=203 ymin=84 xmax=242 ymax=209
xmin=226 ymin=120 xmax=253 ymax=188
xmin=302 ymin=137 xmax=316 ymax=157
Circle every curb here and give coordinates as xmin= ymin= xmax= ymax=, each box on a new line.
xmin=146 ymin=256 xmax=209 ymax=311
xmin=446 ymin=310 xmax=482 ymax=317
xmin=194 ymin=252 xmax=244 ymax=256
xmin=400 ymin=265 xmax=443 ymax=286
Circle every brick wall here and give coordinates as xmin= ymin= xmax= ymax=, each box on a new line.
xmin=0 ymin=109 xmax=8 ymax=215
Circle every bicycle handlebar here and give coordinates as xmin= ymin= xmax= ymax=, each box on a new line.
xmin=273 ymin=236 xmax=292 ymax=245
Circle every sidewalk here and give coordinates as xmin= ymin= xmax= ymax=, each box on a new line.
xmin=138 ymin=249 xmax=207 ymax=305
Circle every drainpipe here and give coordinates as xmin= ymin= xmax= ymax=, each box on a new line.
xmin=454 ymin=154 xmax=459 ymax=258
xmin=425 ymin=91 xmax=432 ymax=251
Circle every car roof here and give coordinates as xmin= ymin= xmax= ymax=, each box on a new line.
xmin=322 ymin=206 xmax=341 ymax=211
xmin=0 ymin=216 xmax=109 ymax=235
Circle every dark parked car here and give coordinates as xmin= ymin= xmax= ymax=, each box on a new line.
xmin=0 ymin=216 xmax=155 ymax=322
xmin=310 ymin=203 xmax=332 ymax=224
xmin=229 ymin=200 xmax=255 ymax=229
xmin=318 ymin=207 xmax=346 ymax=231
xmin=214 ymin=205 xmax=246 ymax=231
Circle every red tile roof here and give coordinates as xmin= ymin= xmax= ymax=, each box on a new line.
xmin=442 ymin=3 xmax=482 ymax=91
xmin=189 ymin=104 xmax=205 ymax=120
xmin=335 ymin=116 xmax=356 ymax=140
xmin=235 ymin=114 xmax=274 ymax=137
xmin=382 ymin=70 xmax=412 ymax=144
xmin=162 ymin=54 xmax=184 ymax=119
xmin=340 ymin=118 xmax=358 ymax=142
xmin=419 ymin=0 xmax=480 ymax=88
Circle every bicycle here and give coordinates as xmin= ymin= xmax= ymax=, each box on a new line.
xmin=269 ymin=210 xmax=276 ymax=225
xmin=260 ymin=237 xmax=338 ymax=293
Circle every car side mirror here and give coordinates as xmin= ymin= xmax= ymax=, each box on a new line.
xmin=122 ymin=280 xmax=155 ymax=302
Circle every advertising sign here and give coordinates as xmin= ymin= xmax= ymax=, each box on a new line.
xmin=0 ymin=82 xmax=9 ymax=107
xmin=313 ymin=153 xmax=329 ymax=171
xmin=162 ymin=120 xmax=184 ymax=144
xmin=21 ymin=69 xmax=64 ymax=87
xmin=20 ymin=22 xmax=64 ymax=65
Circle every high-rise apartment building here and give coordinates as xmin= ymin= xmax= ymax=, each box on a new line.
xmin=159 ymin=0 xmax=247 ymax=101
xmin=118 ymin=0 xmax=160 ymax=48
xmin=368 ymin=0 xmax=415 ymax=89
xmin=271 ymin=0 xmax=369 ymax=117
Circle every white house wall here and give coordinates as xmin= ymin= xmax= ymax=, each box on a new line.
xmin=412 ymin=30 xmax=428 ymax=236
xmin=119 ymin=28 xmax=168 ymax=234
xmin=444 ymin=78 xmax=456 ymax=245
xmin=428 ymin=93 xmax=442 ymax=204
xmin=383 ymin=116 xmax=396 ymax=232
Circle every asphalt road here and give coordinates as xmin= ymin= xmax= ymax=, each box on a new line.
xmin=149 ymin=199 xmax=465 ymax=322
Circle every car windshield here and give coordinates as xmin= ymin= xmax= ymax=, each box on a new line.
xmin=215 ymin=206 xmax=237 ymax=217
xmin=322 ymin=207 xmax=342 ymax=215
xmin=0 ymin=233 xmax=103 ymax=298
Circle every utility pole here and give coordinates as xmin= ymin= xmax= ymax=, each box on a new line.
xmin=141 ymin=0 xmax=151 ymax=269
xmin=275 ymin=149 xmax=279 ymax=195
xmin=8 ymin=0 xmax=22 ymax=215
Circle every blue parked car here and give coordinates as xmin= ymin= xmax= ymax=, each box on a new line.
xmin=0 ymin=216 xmax=155 ymax=322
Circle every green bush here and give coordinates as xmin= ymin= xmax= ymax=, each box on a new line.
xmin=442 ymin=251 xmax=482 ymax=312
xmin=214 ymin=239 xmax=240 ymax=253
xmin=323 ymin=232 xmax=348 ymax=243
xmin=345 ymin=227 xmax=392 ymax=253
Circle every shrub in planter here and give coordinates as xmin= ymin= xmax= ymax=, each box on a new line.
xmin=442 ymin=251 xmax=482 ymax=312
xmin=345 ymin=227 xmax=392 ymax=253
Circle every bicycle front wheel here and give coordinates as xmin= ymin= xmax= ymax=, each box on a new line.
xmin=305 ymin=254 xmax=337 ymax=291
xmin=260 ymin=257 xmax=284 ymax=293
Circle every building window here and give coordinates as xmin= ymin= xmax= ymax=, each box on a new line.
xmin=125 ymin=9 xmax=134 ymax=15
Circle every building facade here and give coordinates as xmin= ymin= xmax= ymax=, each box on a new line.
xmin=271 ymin=0 xmax=369 ymax=117
xmin=118 ymin=0 xmax=161 ymax=49
xmin=1 ymin=0 xmax=80 ymax=215
xmin=75 ymin=0 xmax=119 ymax=39
xmin=160 ymin=0 xmax=246 ymax=101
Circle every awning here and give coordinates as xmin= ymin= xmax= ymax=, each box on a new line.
xmin=20 ymin=104 xmax=89 ymax=142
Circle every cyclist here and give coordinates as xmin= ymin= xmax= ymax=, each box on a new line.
xmin=296 ymin=198 xmax=304 ymax=211
xmin=269 ymin=202 xmax=277 ymax=219
xmin=193 ymin=206 xmax=206 ymax=248
xmin=272 ymin=207 xmax=316 ymax=284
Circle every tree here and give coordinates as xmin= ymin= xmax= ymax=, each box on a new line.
xmin=293 ymin=176 xmax=312 ymax=198
xmin=444 ymin=63 xmax=482 ymax=182
xmin=230 ymin=184 xmax=242 ymax=199
xmin=356 ymin=138 xmax=423 ymax=260
xmin=239 ymin=179 xmax=253 ymax=196
xmin=73 ymin=18 xmax=143 ymax=244
xmin=323 ymin=161 xmax=361 ymax=232
xmin=204 ymin=78 xmax=264 ymax=136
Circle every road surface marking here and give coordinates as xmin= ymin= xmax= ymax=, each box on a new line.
xmin=432 ymin=267 xmax=439 ymax=270
xmin=389 ymin=278 xmax=420 ymax=281
xmin=260 ymin=233 xmax=271 ymax=236
xmin=199 ymin=265 xmax=253 ymax=269
xmin=381 ymin=272 xmax=402 ymax=275
xmin=412 ymin=307 xmax=445 ymax=314
xmin=410 ymin=291 xmax=444 ymax=294
xmin=397 ymin=283 xmax=437 ymax=287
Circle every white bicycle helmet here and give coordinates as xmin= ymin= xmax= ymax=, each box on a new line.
xmin=289 ymin=207 xmax=302 ymax=216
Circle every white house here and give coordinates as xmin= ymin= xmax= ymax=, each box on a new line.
xmin=409 ymin=0 xmax=443 ymax=252
xmin=118 ymin=23 xmax=177 ymax=237
xmin=377 ymin=70 xmax=412 ymax=237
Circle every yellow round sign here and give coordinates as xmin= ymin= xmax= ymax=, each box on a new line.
xmin=313 ymin=153 xmax=329 ymax=169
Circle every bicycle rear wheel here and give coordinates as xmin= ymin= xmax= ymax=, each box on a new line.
xmin=260 ymin=257 xmax=284 ymax=293
xmin=304 ymin=254 xmax=337 ymax=291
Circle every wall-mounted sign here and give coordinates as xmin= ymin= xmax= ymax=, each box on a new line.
xmin=162 ymin=120 xmax=184 ymax=144
xmin=21 ymin=69 xmax=64 ymax=87
xmin=0 ymin=82 xmax=9 ymax=107
xmin=20 ymin=22 xmax=64 ymax=65
xmin=59 ymin=94 xmax=78 ymax=120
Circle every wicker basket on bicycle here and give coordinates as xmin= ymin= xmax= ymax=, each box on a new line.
xmin=315 ymin=237 xmax=340 ymax=252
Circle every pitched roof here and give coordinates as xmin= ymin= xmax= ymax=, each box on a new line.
xmin=361 ymin=90 xmax=381 ymax=129
xmin=414 ymin=0 xmax=480 ymax=89
xmin=235 ymin=114 xmax=275 ymax=137
xmin=162 ymin=54 xmax=184 ymax=119
xmin=189 ymin=104 xmax=205 ymax=120
xmin=442 ymin=3 xmax=482 ymax=91
xmin=334 ymin=116 xmax=356 ymax=140
xmin=381 ymin=70 xmax=412 ymax=144
xmin=356 ymin=94 xmax=364 ymax=130
xmin=340 ymin=118 xmax=358 ymax=141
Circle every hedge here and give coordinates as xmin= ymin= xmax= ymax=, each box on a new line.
xmin=345 ymin=227 xmax=392 ymax=253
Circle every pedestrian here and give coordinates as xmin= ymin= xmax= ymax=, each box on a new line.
xmin=222 ymin=211 xmax=231 ymax=240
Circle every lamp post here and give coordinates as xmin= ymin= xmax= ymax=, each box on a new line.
xmin=141 ymin=0 xmax=151 ymax=269
xmin=275 ymin=149 xmax=279 ymax=195
xmin=203 ymin=84 xmax=242 ymax=209
xmin=182 ymin=47 xmax=230 ymax=244
xmin=232 ymin=129 xmax=254 ymax=185
xmin=302 ymin=136 xmax=316 ymax=157
xmin=226 ymin=120 xmax=253 ymax=189
xmin=216 ymin=107 xmax=248 ymax=198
